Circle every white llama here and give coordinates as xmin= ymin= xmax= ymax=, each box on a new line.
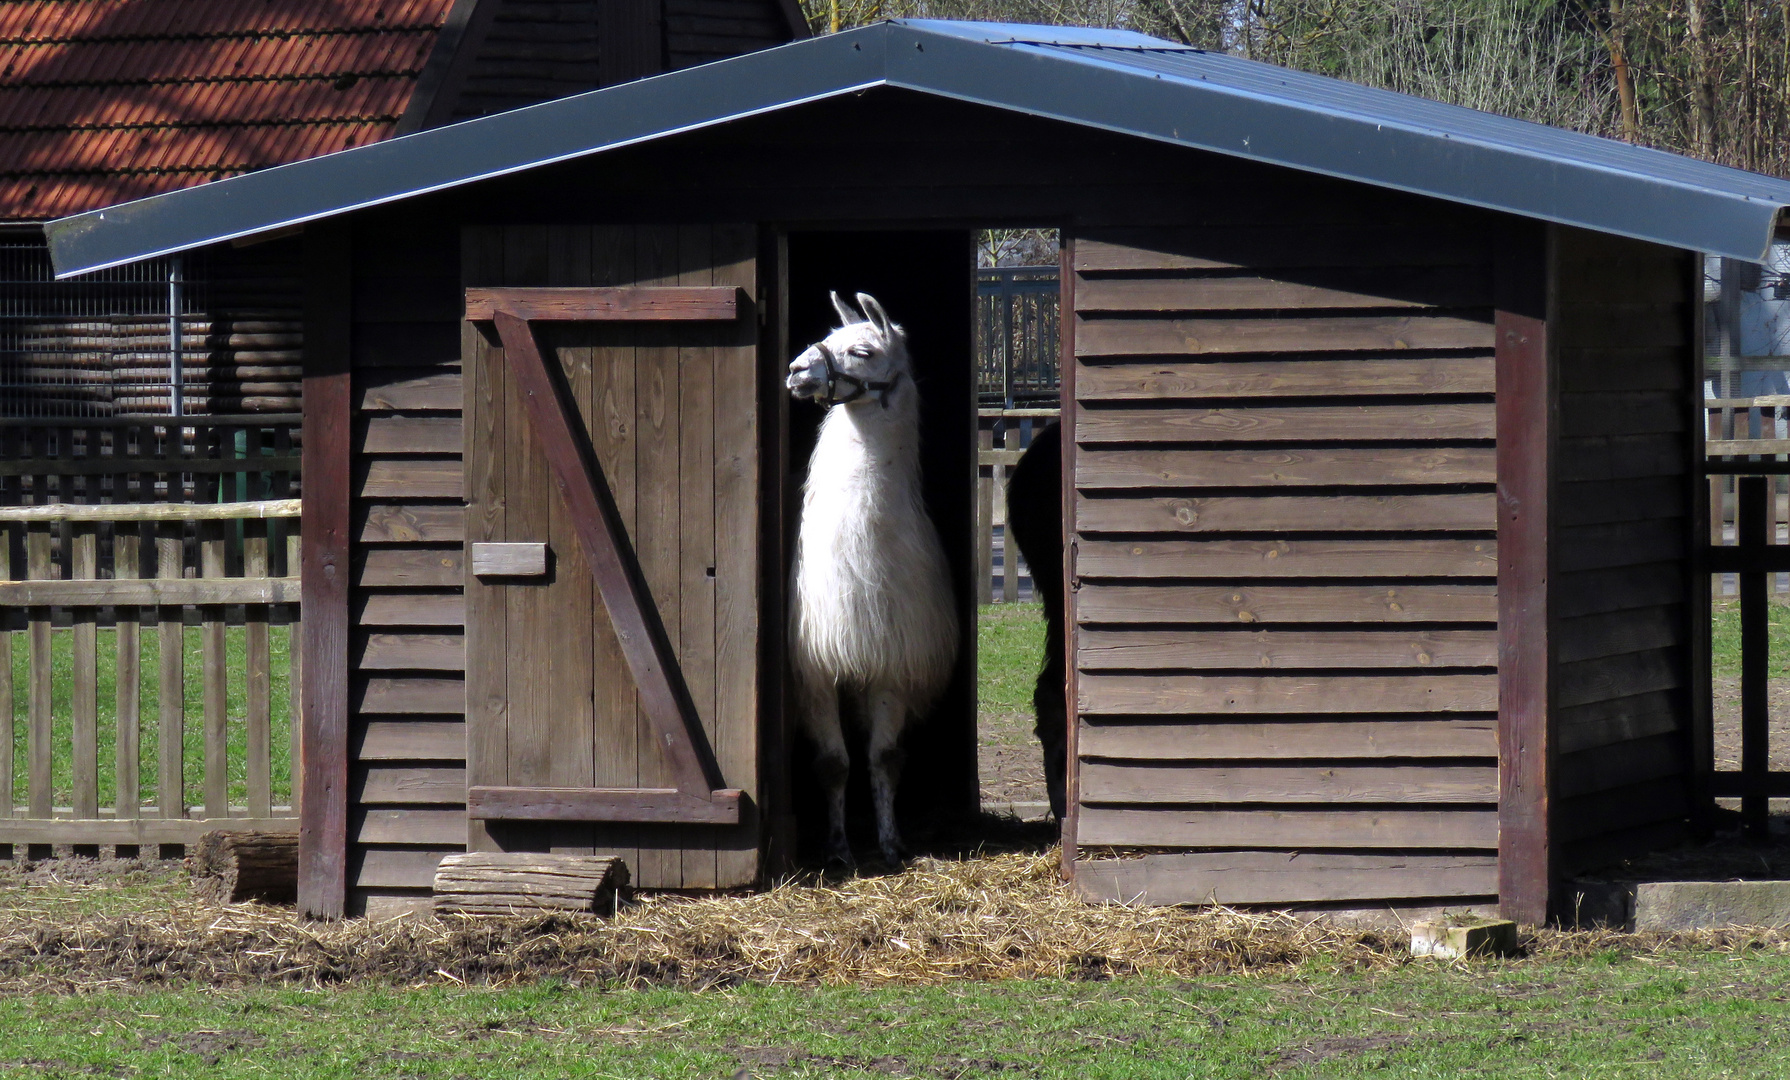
xmin=787 ymin=292 xmax=959 ymax=866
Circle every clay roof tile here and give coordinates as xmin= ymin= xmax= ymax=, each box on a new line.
xmin=1 ymin=0 xmax=456 ymax=220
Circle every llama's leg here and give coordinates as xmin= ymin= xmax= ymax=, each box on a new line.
xmin=1035 ymin=613 xmax=1068 ymax=821
xmin=1034 ymin=654 xmax=1068 ymax=821
xmin=800 ymin=679 xmax=854 ymax=867
xmin=865 ymin=688 xmax=909 ymax=864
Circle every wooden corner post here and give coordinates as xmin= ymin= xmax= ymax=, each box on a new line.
xmin=1495 ymin=221 xmax=1555 ymax=926
xmin=1684 ymin=247 xmax=1714 ymax=832
xmin=299 ymin=221 xmax=353 ymax=919
xmin=1058 ymin=234 xmax=1080 ymax=880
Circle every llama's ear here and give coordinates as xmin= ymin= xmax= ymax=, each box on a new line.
xmin=856 ymin=293 xmax=894 ymax=339
xmin=829 ymin=291 xmax=860 ymax=326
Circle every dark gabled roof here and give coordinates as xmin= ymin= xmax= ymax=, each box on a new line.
xmin=47 ymin=19 xmax=1790 ymax=275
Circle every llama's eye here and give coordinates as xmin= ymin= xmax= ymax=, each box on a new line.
xmin=847 ymin=345 xmax=874 ymax=358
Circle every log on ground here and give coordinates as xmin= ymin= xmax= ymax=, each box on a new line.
xmin=189 ymin=830 xmax=299 ymax=904
xmin=433 ymin=853 xmax=630 ymax=916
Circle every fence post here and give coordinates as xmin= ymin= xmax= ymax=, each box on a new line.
xmin=1740 ymin=475 xmax=1771 ymax=839
xmin=26 ymin=521 xmax=51 ymax=828
xmin=1001 ymin=424 xmax=1020 ymax=604
xmin=200 ymin=518 xmax=228 ymax=819
xmin=245 ymin=517 xmax=273 ymax=819
xmin=156 ymin=519 xmax=185 ymax=832
xmin=71 ymin=522 xmax=98 ymax=832
xmin=977 ymin=425 xmax=994 ymax=604
xmin=116 ymin=524 xmax=141 ymax=835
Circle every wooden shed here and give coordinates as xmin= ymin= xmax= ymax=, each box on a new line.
xmin=44 ymin=21 xmax=1790 ymax=922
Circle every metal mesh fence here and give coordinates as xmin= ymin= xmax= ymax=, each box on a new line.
xmin=0 ymin=235 xmax=209 ymax=419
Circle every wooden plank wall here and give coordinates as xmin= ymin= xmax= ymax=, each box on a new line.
xmin=664 ymin=0 xmax=791 ymax=69
xmin=1067 ymin=219 xmax=1503 ymax=907
xmin=345 ymin=212 xmax=470 ymax=918
xmin=1549 ymin=229 xmax=1695 ymax=875
xmin=447 ymin=0 xmax=792 ymax=122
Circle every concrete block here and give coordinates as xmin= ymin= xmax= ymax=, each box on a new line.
xmin=1634 ymin=880 xmax=1790 ymax=931
xmin=1410 ymin=918 xmax=1518 ymax=959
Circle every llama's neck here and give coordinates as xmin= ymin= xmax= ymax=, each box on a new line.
xmin=805 ymin=385 xmax=923 ymax=501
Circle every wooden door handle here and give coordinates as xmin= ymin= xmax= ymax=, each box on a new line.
xmin=471 ymin=542 xmax=548 ymax=578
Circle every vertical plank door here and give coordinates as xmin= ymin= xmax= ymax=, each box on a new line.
xmin=461 ymin=225 xmax=762 ymax=889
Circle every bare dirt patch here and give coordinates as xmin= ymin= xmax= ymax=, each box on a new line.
xmin=170 ymin=1030 xmax=265 ymax=1066
xmin=1711 ymin=676 xmax=1790 ymax=778
xmin=977 ymin=707 xmax=1048 ymax=809
xmin=1272 ymin=1033 xmax=1420 ymax=1071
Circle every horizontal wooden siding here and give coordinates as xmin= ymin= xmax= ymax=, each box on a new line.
xmin=346 ymin=212 xmax=468 ymax=917
xmin=1068 ymin=221 xmax=1501 ymax=906
xmin=1550 ymin=229 xmax=1695 ymax=873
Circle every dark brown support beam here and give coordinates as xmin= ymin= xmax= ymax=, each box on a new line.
xmin=490 ymin=311 xmax=721 ymax=796
xmin=465 ymin=286 xmax=742 ymax=322
xmin=467 ymin=785 xmax=742 ymax=824
xmin=1686 ymin=249 xmax=1715 ymax=835
xmin=759 ymin=229 xmax=795 ymax=880
xmin=1739 ymin=474 xmax=1771 ymax=838
xmin=1495 ymin=221 xmax=1554 ymax=927
xmin=1059 ymin=236 xmax=1081 ymax=879
xmin=298 ymin=222 xmax=352 ymax=919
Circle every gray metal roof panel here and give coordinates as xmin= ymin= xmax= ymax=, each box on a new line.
xmin=46 ymin=19 xmax=1790 ymax=275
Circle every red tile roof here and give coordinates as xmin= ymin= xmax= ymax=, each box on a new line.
xmin=0 ymin=0 xmax=457 ymax=221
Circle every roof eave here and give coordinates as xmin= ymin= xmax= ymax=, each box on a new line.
xmin=46 ymin=28 xmax=891 ymax=277
xmin=45 ymin=21 xmax=1790 ymax=275
xmin=882 ymin=29 xmax=1786 ymax=262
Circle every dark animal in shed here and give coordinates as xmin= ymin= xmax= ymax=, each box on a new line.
xmin=1003 ymin=420 xmax=1066 ymax=820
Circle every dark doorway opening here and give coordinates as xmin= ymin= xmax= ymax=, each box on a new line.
xmin=781 ymin=230 xmax=979 ymax=863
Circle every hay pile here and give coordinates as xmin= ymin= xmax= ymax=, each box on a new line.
xmin=0 ymin=851 xmax=1784 ymax=990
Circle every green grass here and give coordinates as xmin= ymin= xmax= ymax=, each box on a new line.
xmin=3 ymin=951 xmax=1790 ymax=1078
xmin=978 ymin=602 xmax=1047 ymax=716
xmin=3 ymin=602 xmax=1789 ymax=1075
xmin=7 ymin=624 xmax=293 ymax=812
xmin=1711 ymin=597 xmax=1790 ymax=680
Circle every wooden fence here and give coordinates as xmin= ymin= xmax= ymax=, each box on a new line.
xmin=0 ymin=496 xmax=301 ymax=856
xmin=1708 ymin=396 xmax=1790 ymax=596
xmin=976 ymin=407 xmax=1057 ymax=604
xmin=1705 ymin=394 xmax=1790 ymax=838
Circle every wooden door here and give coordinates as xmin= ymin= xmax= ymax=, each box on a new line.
xmin=462 ymin=225 xmax=762 ymax=889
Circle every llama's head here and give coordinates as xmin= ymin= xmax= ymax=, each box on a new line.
xmin=787 ymin=292 xmax=910 ymax=408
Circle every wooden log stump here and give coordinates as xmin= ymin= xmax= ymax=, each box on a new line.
xmin=433 ymin=853 xmax=629 ymax=916
xmin=189 ymin=830 xmax=298 ymax=904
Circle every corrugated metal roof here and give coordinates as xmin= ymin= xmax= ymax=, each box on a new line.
xmin=48 ymin=19 xmax=1790 ymax=274
xmin=1 ymin=0 xmax=456 ymax=221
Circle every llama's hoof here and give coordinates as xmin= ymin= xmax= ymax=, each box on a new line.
xmin=877 ymin=840 xmax=908 ymax=866
xmin=824 ymin=844 xmax=857 ymax=871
